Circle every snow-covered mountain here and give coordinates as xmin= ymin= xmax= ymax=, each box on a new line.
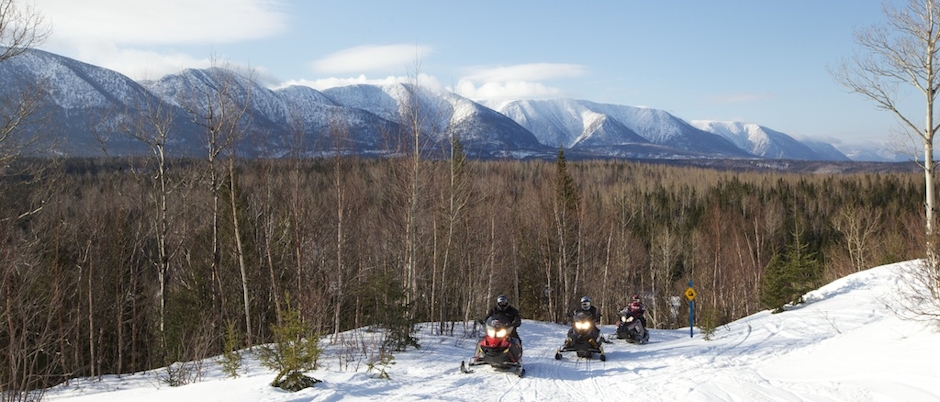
xmin=0 ymin=48 xmax=872 ymax=162
xmin=801 ymin=139 xmax=854 ymax=161
xmin=484 ymin=99 xmax=753 ymax=158
xmin=142 ymin=69 xmax=403 ymax=156
xmin=274 ymin=85 xmax=399 ymax=153
xmin=0 ymin=48 xmax=200 ymax=155
xmin=321 ymin=84 xmax=548 ymax=156
xmin=690 ymin=120 xmax=850 ymax=161
xmin=836 ymin=141 xmax=914 ymax=162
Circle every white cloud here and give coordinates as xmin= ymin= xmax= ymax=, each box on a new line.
xmin=32 ymin=0 xmax=288 ymax=80
xmin=35 ymin=0 xmax=288 ymax=45
xmin=63 ymin=43 xmax=213 ymax=81
xmin=311 ymin=45 xmax=433 ymax=74
xmin=455 ymin=80 xmax=567 ymax=100
xmin=276 ymin=73 xmax=445 ymax=93
xmin=461 ymin=63 xmax=586 ymax=82
xmin=454 ymin=63 xmax=586 ymax=101
xmin=280 ymin=58 xmax=583 ymax=102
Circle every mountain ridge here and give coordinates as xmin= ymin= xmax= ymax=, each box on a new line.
xmin=0 ymin=48 xmax=908 ymax=163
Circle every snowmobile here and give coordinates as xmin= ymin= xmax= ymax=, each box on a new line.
xmin=460 ymin=315 xmax=525 ymax=377
xmin=555 ymin=311 xmax=606 ymax=361
xmin=615 ymin=309 xmax=650 ymax=344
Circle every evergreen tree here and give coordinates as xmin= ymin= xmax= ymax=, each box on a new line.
xmin=258 ymin=301 xmax=322 ymax=391
xmin=761 ymin=227 xmax=822 ymax=313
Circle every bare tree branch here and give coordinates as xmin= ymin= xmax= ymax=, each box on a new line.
xmin=830 ymin=0 xmax=940 ymax=276
xmin=0 ymin=0 xmax=49 ymax=63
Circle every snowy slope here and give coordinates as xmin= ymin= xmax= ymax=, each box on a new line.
xmin=0 ymin=48 xmax=153 ymax=110
xmin=691 ymin=120 xmax=850 ymax=161
xmin=323 ymin=84 xmax=546 ymax=154
xmin=479 ymin=98 xmax=647 ymax=148
xmin=44 ymin=260 xmax=940 ymax=402
xmin=486 ymin=99 xmax=750 ymax=157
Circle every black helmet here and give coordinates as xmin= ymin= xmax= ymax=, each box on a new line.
xmin=580 ymin=296 xmax=592 ymax=309
xmin=496 ymin=295 xmax=509 ymax=310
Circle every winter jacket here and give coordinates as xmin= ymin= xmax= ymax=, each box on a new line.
xmin=485 ymin=305 xmax=522 ymax=328
xmin=623 ymin=301 xmax=646 ymax=318
xmin=573 ymin=305 xmax=601 ymax=324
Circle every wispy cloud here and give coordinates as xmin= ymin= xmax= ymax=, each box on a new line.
xmin=36 ymin=0 xmax=287 ymax=44
xmin=310 ymin=45 xmax=433 ymax=74
xmin=33 ymin=0 xmax=288 ymax=79
xmin=277 ymin=73 xmax=445 ymax=93
xmin=455 ymin=80 xmax=567 ymax=100
xmin=455 ymin=63 xmax=586 ymax=100
xmin=461 ymin=63 xmax=586 ymax=82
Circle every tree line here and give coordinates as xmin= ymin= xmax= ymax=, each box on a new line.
xmin=1 ymin=0 xmax=937 ymax=396
xmin=0 ymin=151 xmax=926 ymax=395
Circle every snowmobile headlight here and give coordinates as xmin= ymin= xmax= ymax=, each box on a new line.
xmin=495 ymin=328 xmax=507 ymax=338
xmin=487 ymin=328 xmax=496 ymax=338
xmin=620 ymin=315 xmax=627 ymax=323
xmin=575 ymin=321 xmax=591 ymax=330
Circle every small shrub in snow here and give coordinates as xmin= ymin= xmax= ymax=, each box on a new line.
xmin=258 ymin=302 xmax=322 ymax=391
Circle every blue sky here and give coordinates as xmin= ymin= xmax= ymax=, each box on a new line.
xmin=32 ymin=0 xmax=906 ymax=146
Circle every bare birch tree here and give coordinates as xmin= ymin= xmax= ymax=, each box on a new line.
xmin=114 ymin=95 xmax=179 ymax=352
xmin=834 ymin=204 xmax=882 ymax=273
xmin=831 ymin=0 xmax=940 ymax=303
xmin=0 ymin=0 xmax=49 ymax=166
xmin=179 ymin=60 xmax=254 ymax=345
xmin=395 ymin=64 xmax=439 ymax=320
xmin=400 ymin=81 xmax=424 ymax=315
xmin=0 ymin=0 xmax=47 ymax=63
xmin=434 ymin=135 xmax=471 ymax=332
xmin=328 ymin=111 xmax=351 ymax=341
xmin=0 ymin=3 xmax=58 ymax=400
xmin=832 ymin=0 xmax=940 ymax=255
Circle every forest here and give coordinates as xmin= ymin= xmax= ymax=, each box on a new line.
xmin=0 ymin=150 xmax=926 ymax=393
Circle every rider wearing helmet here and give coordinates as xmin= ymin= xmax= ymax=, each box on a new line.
xmin=484 ymin=295 xmax=522 ymax=344
xmin=564 ymin=295 xmax=603 ymax=349
xmin=622 ymin=294 xmax=647 ymax=328
xmin=577 ymin=296 xmax=601 ymax=324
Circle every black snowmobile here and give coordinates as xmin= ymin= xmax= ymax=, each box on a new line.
xmin=460 ymin=316 xmax=525 ymax=377
xmin=555 ymin=311 xmax=606 ymax=361
xmin=615 ymin=309 xmax=650 ymax=344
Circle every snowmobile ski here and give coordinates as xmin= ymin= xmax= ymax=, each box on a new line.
xmin=460 ymin=361 xmax=474 ymax=374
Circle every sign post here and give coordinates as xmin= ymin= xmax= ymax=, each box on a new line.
xmin=685 ymin=280 xmax=697 ymax=338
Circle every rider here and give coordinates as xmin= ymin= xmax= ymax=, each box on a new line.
xmin=577 ymin=296 xmax=601 ymax=324
xmin=565 ymin=296 xmax=601 ymax=348
xmin=484 ymin=295 xmax=522 ymax=344
xmin=621 ymin=294 xmax=648 ymax=328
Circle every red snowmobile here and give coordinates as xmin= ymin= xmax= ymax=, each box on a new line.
xmin=615 ymin=309 xmax=650 ymax=344
xmin=460 ymin=316 xmax=525 ymax=377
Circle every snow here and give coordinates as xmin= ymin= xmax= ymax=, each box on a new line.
xmin=44 ymin=260 xmax=940 ymax=402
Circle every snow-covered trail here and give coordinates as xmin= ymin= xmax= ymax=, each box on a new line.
xmin=45 ymin=262 xmax=940 ymax=402
xmin=297 ymin=316 xmax=846 ymax=402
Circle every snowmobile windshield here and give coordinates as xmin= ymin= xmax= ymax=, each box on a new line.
xmin=572 ymin=311 xmax=594 ymax=330
xmin=485 ymin=316 xmax=511 ymax=339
